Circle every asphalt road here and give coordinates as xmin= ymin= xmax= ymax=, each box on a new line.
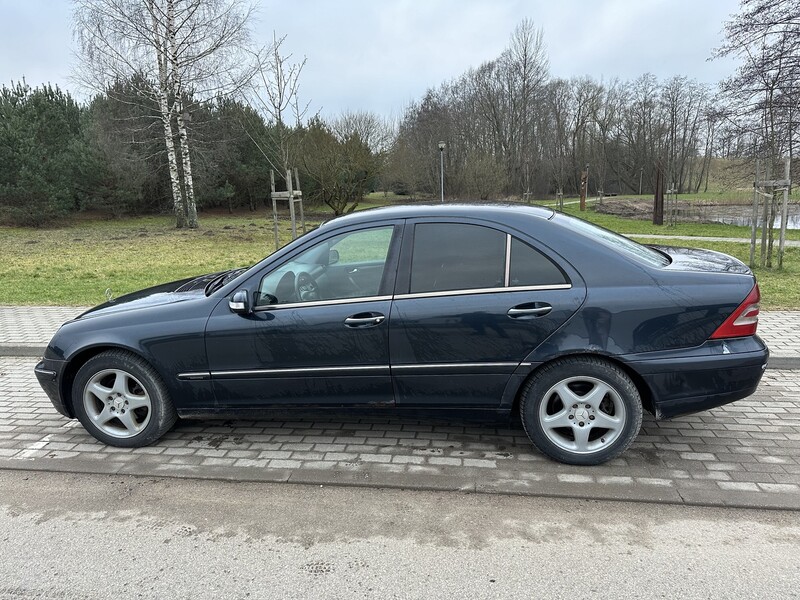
xmin=0 ymin=470 xmax=798 ymax=599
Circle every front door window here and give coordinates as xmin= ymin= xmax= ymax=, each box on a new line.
xmin=257 ymin=226 xmax=394 ymax=306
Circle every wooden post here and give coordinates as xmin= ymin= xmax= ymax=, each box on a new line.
xmin=750 ymin=159 xmax=759 ymax=269
xmin=270 ymin=170 xmax=279 ymax=251
xmin=760 ymin=162 xmax=770 ymax=268
xmin=294 ymin=167 xmax=306 ymax=233
xmin=579 ymin=167 xmax=588 ymax=211
xmin=653 ymin=163 xmax=664 ymax=226
xmin=286 ymin=168 xmax=296 ymax=240
xmin=778 ymin=157 xmax=790 ymax=269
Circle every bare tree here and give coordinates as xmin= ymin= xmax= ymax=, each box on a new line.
xmin=714 ymin=0 xmax=800 ymax=265
xmin=244 ymin=32 xmax=310 ymax=178
xmin=73 ymin=0 xmax=258 ymax=228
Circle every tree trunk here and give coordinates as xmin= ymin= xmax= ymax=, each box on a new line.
xmin=168 ymin=0 xmax=198 ymax=229
xmin=160 ymin=103 xmax=186 ymax=228
xmin=150 ymin=0 xmax=186 ymax=228
xmin=175 ymin=107 xmax=198 ymax=228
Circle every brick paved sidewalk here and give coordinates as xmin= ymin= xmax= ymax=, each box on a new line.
xmin=1 ymin=305 xmax=798 ymax=360
xmin=1 ymin=357 xmax=798 ymax=510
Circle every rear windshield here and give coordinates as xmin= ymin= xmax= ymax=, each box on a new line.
xmin=559 ymin=213 xmax=671 ymax=268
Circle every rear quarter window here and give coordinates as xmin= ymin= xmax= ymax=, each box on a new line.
xmin=510 ymin=238 xmax=568 ymax=286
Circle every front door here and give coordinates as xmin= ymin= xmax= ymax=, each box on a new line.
xmin=206 ymin=224 xmax=401 ymax=408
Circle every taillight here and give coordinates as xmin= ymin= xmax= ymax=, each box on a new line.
xmin=710 ymin=284 xmax=760 ymax=339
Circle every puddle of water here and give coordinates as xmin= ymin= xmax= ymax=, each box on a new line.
xmin=674 ymin=204 xmax=800 ymax=230
xmin=714 ymin=213 xmax=800 ymax=229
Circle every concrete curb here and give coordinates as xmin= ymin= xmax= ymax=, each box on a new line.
xmin=769 ymin=357 xmax=800 ymax=370
xmin=0 ymin=457 xmax=798 ymax=512
xmin=0 ymin=346 xmax=45 ymax=358
xmin=3 ymin=345 xmax=800 ymax=370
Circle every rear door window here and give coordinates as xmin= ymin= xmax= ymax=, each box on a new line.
xmin=410 ymin=223 xmax=505 ymax=293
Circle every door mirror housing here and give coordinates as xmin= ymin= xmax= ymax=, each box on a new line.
xmin=328 ymin=249 xmax=340 ymax=265
xmin=229 ymin=289 xmax=251 ymax=315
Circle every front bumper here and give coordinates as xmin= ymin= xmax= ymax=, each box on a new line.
xmin=34 ymin=358 xmax=71 ymax=417
xmin=623 ymin=336 xmax=769 ymax=419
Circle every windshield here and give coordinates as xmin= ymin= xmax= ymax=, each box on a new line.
xmin=558 ymin=213 xmax=671 ymax=268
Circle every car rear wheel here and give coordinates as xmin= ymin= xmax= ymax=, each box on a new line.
xmin=72 ymin=350 xmax=177 ymax=447
xmin=520 ymin=357 xmax=642 ymax=465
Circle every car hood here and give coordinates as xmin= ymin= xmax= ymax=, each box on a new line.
xmin=75 ymin=271 xmax=227 ymax=320
xmin=649 ymin=245 xmax=752 ymax=275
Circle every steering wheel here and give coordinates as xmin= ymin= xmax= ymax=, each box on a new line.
xmin=295 ymin=271 xmax=320 ymax=302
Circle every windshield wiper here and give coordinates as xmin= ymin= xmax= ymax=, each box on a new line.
xmin=204 ymin=268 xmax=247 ymax=297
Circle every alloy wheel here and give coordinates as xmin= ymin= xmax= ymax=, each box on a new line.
xmin=537 ymin=375 xmax=627 ymax=455
xmin=82 ymin=368 xmax=152 ymax=439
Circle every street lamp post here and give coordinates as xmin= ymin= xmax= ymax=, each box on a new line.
xmin=438 ymin=141 xmax=445 ymax=203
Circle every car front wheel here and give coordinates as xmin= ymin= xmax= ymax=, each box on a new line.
xmin=520 ymin=357 xmax=643 ymax=465
xmin=72 ymin=350 xmax=177 ymax=447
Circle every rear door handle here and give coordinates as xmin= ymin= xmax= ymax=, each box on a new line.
xmin=507 ymin=304 xmax=552 ymax=318
xmin=344 ymin=313 xmax=385 ymax=327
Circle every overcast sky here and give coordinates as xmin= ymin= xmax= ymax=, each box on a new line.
xmin=0 ymin=0 xmax=742 ymax=118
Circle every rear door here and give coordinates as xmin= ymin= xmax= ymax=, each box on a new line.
xmin=389 ymin=219 xmax=586 ymax=407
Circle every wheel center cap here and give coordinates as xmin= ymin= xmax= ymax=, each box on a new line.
xmin=575 ymin=407 xmax=590 ymax=421
xmin=113 ymin=398 xmax=125 ymax=410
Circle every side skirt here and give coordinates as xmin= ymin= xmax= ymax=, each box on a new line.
xmin=177 ymin=406 xmax=515 ymax=426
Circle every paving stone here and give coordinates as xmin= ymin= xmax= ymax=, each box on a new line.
xmin=429 ymin=457 xmax=463 ymax=467
xmin=325 ymin=452 xmax=358 ymax=461
xmin=359 ymin=453 xmax=392 ymax=463
xmin=1 ymin=355 xmax=800 ymax=508
xmin=719 ymin=481 xmax=760 ymax=492
xmin=233 ymin=459 xmax=268 ymax=468
xmin=257 ymin=450 xmax=292 ymax=460
xmin=597 ymin=476 xmax=634 ymax=485
xmin=636 ymin=477 xmax=674 ymax=487
xmin=758 ymin=482 xmax=800 ymax=494
xmin=267 ymin=459 xmax=302 ymax=469
xmin=201 ymin=457 xmax=236 ymax=467
xmin=557 ymin=473 xmax=594 ymax=484
xmin=391 ymin=455 xmax=426 ymax=465
xmin=463 ymin=458 xmax=497 ymax=469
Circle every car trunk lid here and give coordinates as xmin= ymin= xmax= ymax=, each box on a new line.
xmin=648 ymin=245 xmax=752 ymax=275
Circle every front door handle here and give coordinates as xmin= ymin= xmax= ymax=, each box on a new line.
xmin=507 ymin=304 xmax=552 ymax=318
xmin=344 ymin=313 xmax=385 ymax=328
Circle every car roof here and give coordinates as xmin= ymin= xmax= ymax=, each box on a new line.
xmin=319 ymin=203 xmax=555 ymax=228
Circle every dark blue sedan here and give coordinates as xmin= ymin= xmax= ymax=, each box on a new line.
xmin=34 ymin=204 xmax=768 ymax=465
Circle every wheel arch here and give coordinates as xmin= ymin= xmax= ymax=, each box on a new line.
xmin=60 ymin=344 xmax=160 ymax=418
xmin=510 ymin=353 xmax=655 ymax=419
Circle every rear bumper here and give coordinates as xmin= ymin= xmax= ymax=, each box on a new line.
xmin=623 ymin=336 xmax=769 ymax=419
xmin=34 ymin=358 xmax=71 ymax=418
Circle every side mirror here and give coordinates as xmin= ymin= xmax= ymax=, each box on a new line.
xmin=328 ymin=249 xmax=340 ymax=265
xmin=229 ymin=289 xmax=251 ymax=315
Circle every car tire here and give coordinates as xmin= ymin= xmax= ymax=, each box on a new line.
xmin=72 ymin=350 xmax=177 ymax=447
xmin=520 ymin=356 xmax=643 ymax=465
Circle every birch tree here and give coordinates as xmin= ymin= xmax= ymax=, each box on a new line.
xmin=73 ymin=0 xmax=257 ymax=228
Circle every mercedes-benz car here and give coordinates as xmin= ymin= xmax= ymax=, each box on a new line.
xmin=34 ymin=204 xmax=768 ymax=465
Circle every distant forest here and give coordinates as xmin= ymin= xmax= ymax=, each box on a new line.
xmin=1 ymin=1 xmax=797 ymax=227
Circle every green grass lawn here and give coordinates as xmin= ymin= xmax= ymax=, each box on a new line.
xmin=0 ymin=214 xmax=321 ymax=306
xmin=0 ymin=206 xmax=796 ymax=308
